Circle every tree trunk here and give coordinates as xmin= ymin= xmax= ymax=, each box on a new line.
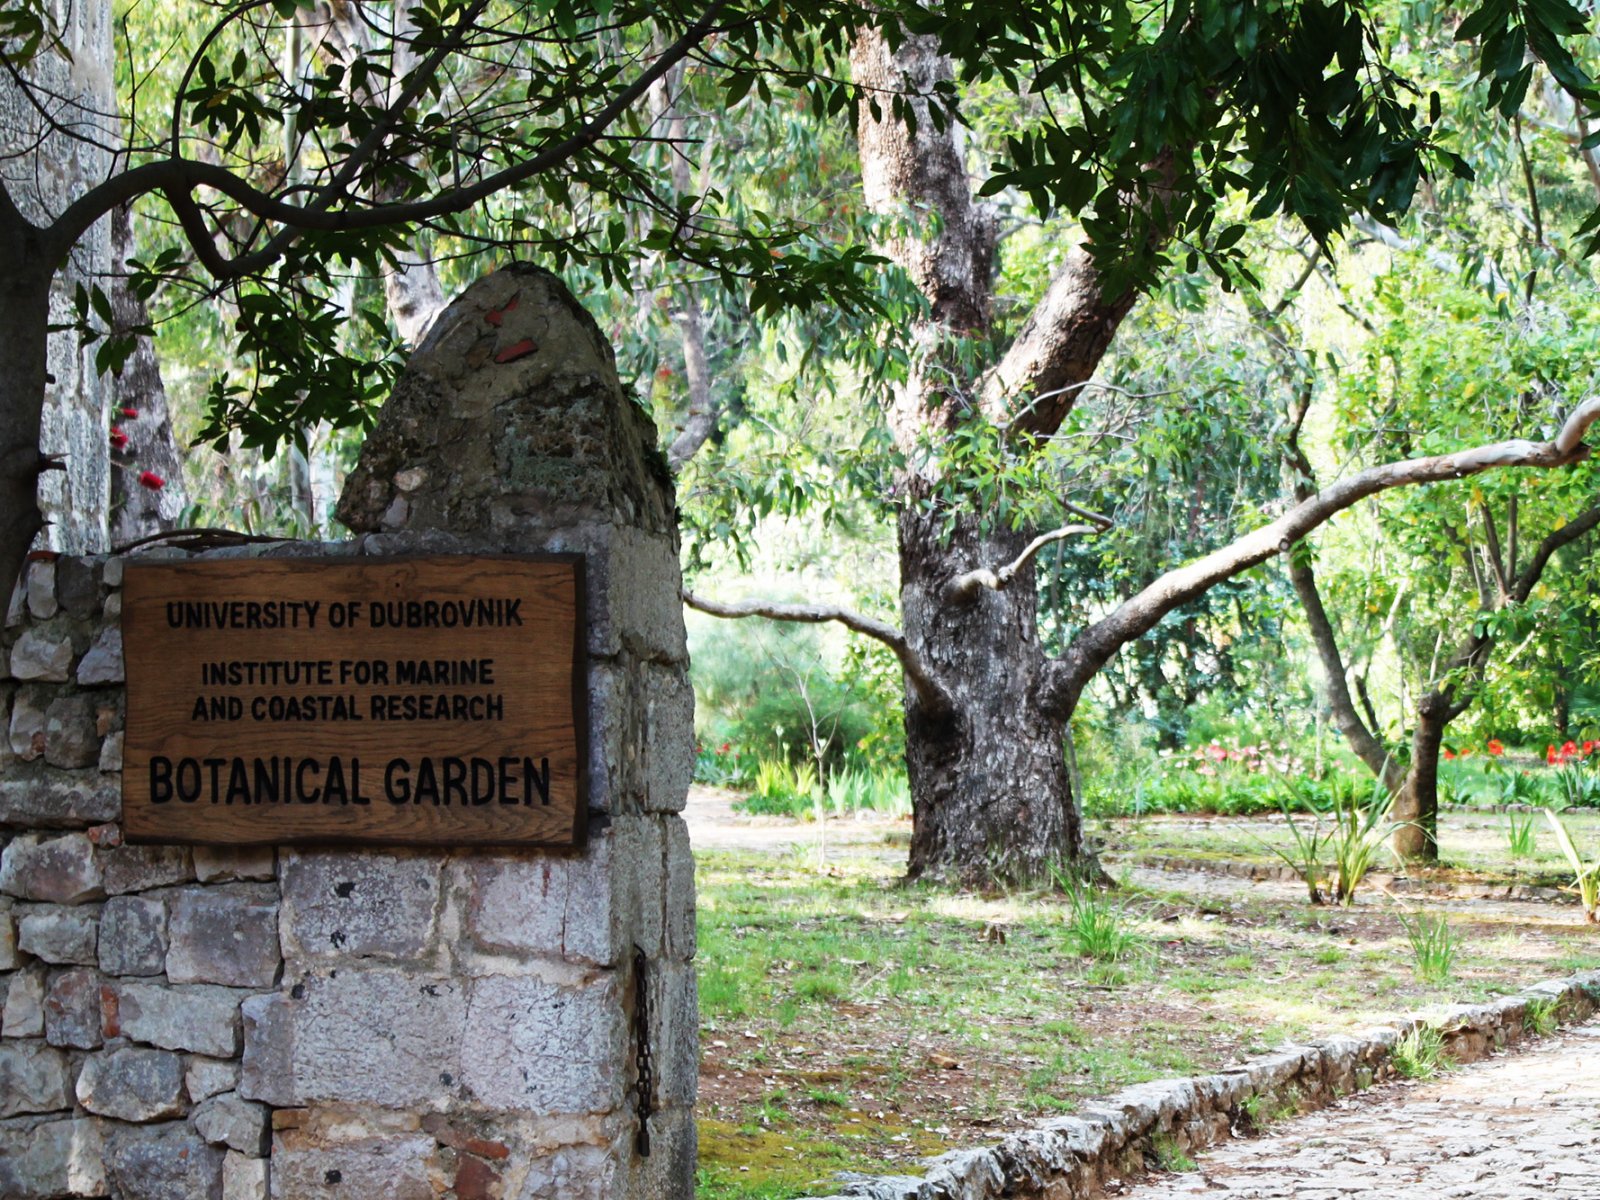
xmin=1393 ymin=692 xmax=1447 ymax=862
xmin=0 ymin=197 xmax=56 ymax=607
xmin=109 ymin=204 xmax=186 ymax=543
xmin=898 ymin=501 xmax=1083 ymax=885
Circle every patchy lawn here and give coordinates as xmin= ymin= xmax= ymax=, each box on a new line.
xmin=692 ymin=821 xmax=1600 ymax=1199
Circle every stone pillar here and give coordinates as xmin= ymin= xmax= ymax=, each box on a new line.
xmin=0 ymin=266 xmax=697 ymax=1199
xmin=0 ymin=0 xmax=116 ymax=553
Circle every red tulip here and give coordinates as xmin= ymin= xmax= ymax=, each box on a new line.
xmin=1486 ymin=739 xmax=1505 ymax=756
xmin=1443 ymin=748 xmax=1457 ymax=760
xmin=138 ymin=470 xmax=165 ymax=490
xmin=1562 ymin=741 xmax=1579 ymax=759
xmin=1548 ymin=744 xmax=1562 ymax=766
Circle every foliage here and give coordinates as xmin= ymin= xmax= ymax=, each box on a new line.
xmin=1392 ymin=1025 xmax=1448 ymax=1080
xmin=1051 ymin=871 xmax=1144 ymax=963
xmin=1395 ymin=910 xmax=1456 ymax=983
xmin=1328 ymin=782 xmax=1397 ymax=906
xmin=1259 ymin=799 xmax=1333 ymax=905
xmin=1524 ymin=997 xmax=1560 ymax=1037
xmin=1505 ymin=810 xmax=1538 ymax=859
xmin=1543 ymin=807 xmax=1600 ymax=921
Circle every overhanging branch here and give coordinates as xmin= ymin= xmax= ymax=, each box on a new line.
xmin=1043 ymin=398 xmax=1600 ymax=720
xmin=682 ymin=589 xmax=951 ymax=715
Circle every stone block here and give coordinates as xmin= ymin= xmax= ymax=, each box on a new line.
xmin=4 ymin=968 xmax=46 ymax=1037
xmin=44 ymin=694 xmax=101 ymax=768
xmin=186 ymin=1056 xmax=240 ymax=1102
xmin=279 ymin=850 xmax=440 ymax=961
xmin=193 ymin=1092 xmax=270 ymax=1156
xmin=101 ymin=845 xmax=192 ymax=895
xmin=461 ymin=972 xmax=626 ymax=1113
xmin=44 ymin=966 xmax=103 ymax=1048
xmin=0 ymin=1116 xmax=106 ymax=1199
xmin=166 ymin=889 xmax=280 ymax=988
xmin=650 ymin=960 xmax=699 ymax=1109
xmin=645 ymin=665 xmax=694 ymax=814
xmin=8 ymin=683 xmax=47 ymax=759
xmin=663 ymin=815 xmax=696 ymax=962
xmin=0 ymin=1041 xmax=71 ymax=1115
xmin=104 ymin=1120 xmax=226 ymax=1200
xmin=192 ymin=847 xmax=276 ymax=883
xmin=55 ymin=558 xmax=100 ymax=618
xmin=115 ymin=982 xmax=243 ymax=1058
xmin=1 ymin=833 xmax=103 ymax=903
xmin=597 ymin=528 xmax=689 ymax=663
xmin=99 ymin=730 xmax=123 ymax=771
xmin=240 ymin=970 xmax=466 ymax=1108
xmin=0 ymin=771 xmax=121 ymax=826
xmin=585 ymin=663 xmax=645 ymax=815
xmin=104 ymin=557 xmax=125 ymax=588
xmin=19 ymin=906 xmax=98 ymax=964
xmin=100 ymin=895 xmax=168 ymax=976
xmin=10 ymin=627 xmax=73 ymax=681
xmin=513 ymin=1143 xmax=615 ymax=1200
xmin=269 ymin=1132 xmax=435 ymax=1200
xmin=26 ymin=559 xmax=58 ymax=619
xmin=469 ymin=827 xmax=640 ymax=967
xmin=76 ymin=1047 xmax=186 ymax=1121
xmin=76 ymin=626 xmax=123 ymax=684
xmin=222 ymin=1152 xmax=267 ymax=1200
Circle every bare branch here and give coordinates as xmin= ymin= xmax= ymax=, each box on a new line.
xmin=682 ymin=589 xmax=951 ymax=714
xmin=945 ymin=523 xmax=1101 ymax=602
xmin=47 ymin=0 xmax=729 ymax=267
xmin=1043 ymin=399 xmax=1600 ymax=719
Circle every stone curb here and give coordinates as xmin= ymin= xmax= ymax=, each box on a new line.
xmin=800 ymin=969 xmax=1600 ymax=1200
xmin=1117 ymin=854 xmax=1572 ymax=904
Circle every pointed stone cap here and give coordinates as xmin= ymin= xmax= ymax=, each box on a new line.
xmin=337 ymin=264 xmax=673 ymax=537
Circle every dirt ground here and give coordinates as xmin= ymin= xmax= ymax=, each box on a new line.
xmin=684 ymin=789 xmax=1600 ymax=1199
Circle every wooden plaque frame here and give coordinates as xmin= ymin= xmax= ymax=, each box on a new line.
xmin=120 ymin=554 xmax=587 ymax=848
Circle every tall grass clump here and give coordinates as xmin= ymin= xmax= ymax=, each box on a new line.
xmin=1545 ymin=808 xmax=1600 ymax=922
xmin=1395 ymin=910 xmax=1456 ymax=982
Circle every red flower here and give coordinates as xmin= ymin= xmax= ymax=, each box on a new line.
xmin=1548 ymin=744 xmax=1563 ymax=766
xmin=120 ymin=407 xmax=138 ymax=419
xmin=138 ymin=470 xmax=165 ymax=490
xmin=108 ymin=428 xmax=128 ymax=450
xmin=1443 ymin=748 xmax=1457 ymax=760
xmin=1562 ymin=741 xmax=1579 ymax=759
xmin=1585 ymin=741 xmax=1597 ymax=757
xmin=1461 ymin=748 xmax=1473 ymax=758
xmin=1486 ymin=739 xmax=1505 ymax=756
xmin=719 ymin=742 xmax=730 ymax=755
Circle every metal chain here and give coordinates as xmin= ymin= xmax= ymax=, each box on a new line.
xmin=633 ymin=945 xmax=654 ymax=1157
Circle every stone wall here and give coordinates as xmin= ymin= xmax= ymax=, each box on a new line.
xmin=0 ymin=267 xmax=699 ymax=1199
xmin=0 ymin=0 xmax=116 ymax=553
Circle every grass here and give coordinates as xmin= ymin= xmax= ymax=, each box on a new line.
xmin=1395 ymin=910 xmax=1456 ymax=982
xmin=693 ymin=827 xmax=1597 ymax=1200
xmin=1391 ymin=1025 xmax=1448 ymax=1079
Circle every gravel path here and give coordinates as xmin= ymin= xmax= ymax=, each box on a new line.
xmin=1118 ymin=1022 xmax=1600 ymax=1199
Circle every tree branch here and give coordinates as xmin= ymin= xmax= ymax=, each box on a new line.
xmin=47 ymin=0 xmax=729 ymax=267
xmin=1042 ymin=398 xmax=1600 ymax=719
xmin=945 ymin=522 xmax=1102 ymax=603
xmin=682 ymin=589 xmax=951 ymax=715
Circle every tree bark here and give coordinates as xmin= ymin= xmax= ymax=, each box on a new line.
xmin=108 ymin=203 xmax=187 ymax=543
xmin=0 ymin=190 xmax=58 ymax=610
xmin=898 ymin=500 xmax=1085 ymax=885
xmin=1394 ymin=691 xmax=1449 ymax=859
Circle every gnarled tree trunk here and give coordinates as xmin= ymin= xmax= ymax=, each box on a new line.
xmin=899 ymin=505 xmax=1082 ymax=884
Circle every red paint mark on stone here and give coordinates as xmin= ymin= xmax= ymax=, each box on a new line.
xmin=453 ymin=1156 xmax=501 ymax=1200
xmin=87 ymin=824 xmax=122 ymax=847
xmin=493 ymin=338 xmax=537 ymax=364
xmin=462 ymin=1138 xmax=510 ymax=1161
xmin=100 ymin=986 xmax=120 ymax=1038
xmin=484 ymin=294 xmax=519 ymax=327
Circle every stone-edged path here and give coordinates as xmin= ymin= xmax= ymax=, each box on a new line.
xmin=1118 ymin=1022 xmax=1600 ymax=1199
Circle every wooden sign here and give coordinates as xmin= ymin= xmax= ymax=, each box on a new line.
xmin=120 ymin=555 xmax=586 ymax=847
